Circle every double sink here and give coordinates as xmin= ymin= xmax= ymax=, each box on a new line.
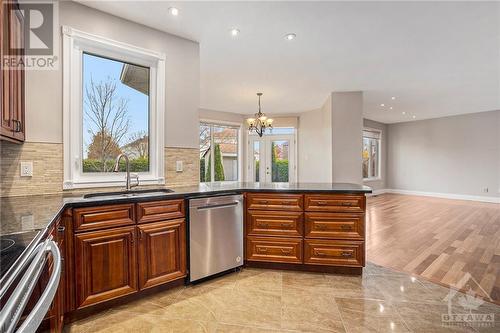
xmin=83 ymin=188 xmax=175 ymax=199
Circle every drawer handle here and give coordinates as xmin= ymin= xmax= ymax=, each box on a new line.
xmin=316 ymin=225 xmax=327 ymax=230
xmin=259 ymin=200 xmax=269 ymax=204
xmin=341 ymin=251 xmax=352 ymax=257
xmin=316 ymin=251 xmax=327 ymax=257
xmin=257 ymin=247 xmax=268 ymax=253
xmin=341 ymin=225 xmax=352 ymax=230
xmin=57 ymin=226 xmax=65 ymax=233
xmin=259 ymin=223 xmax=269 ymax=228
xmin=281 ymin=201 xmax=292 ymax=205
xmin=341 ymin=202 xmax=354 ymax=206
xmin=281 ymin=249 xmax=292 ymax=254
xmin=317 ymin=201 xmax=328 ymax=206
xmin=280 ymin=223 xmax=292 ymax=227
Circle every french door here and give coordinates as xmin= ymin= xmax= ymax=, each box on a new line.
xmin=248 ymin=134 xmax=296 ymax=183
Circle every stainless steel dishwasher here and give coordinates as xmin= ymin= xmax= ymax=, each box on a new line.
xmin=189 ymin=194 xmax=243 ymax=282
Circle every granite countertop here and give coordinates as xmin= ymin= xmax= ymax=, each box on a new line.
xmin=0 ymin=182 xmax=371 ymax=281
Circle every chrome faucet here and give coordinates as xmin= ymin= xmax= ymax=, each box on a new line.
xmin=114 ymin=154 xmax=139 ymax=191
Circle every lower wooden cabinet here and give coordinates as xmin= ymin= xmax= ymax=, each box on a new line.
xmin=246 ymin=236 xmax=303 ymax=264
xmin=74 ymin=226 xmax=138 ymax=308
xmin=304 ymin=239 xmax=364 ymax=267
xmin=138 ymin=219 xmax=187 ymax=290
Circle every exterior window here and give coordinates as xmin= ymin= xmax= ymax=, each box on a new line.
xmin=63 ymin=26 xmax=165 ymax=189
xmin=199 ymin=122 xmax=240 ymax=182
xmin=362 ymin=129 xmax=381 ymax=180
xmin=82 ymin=53 xmax=150 ymax=173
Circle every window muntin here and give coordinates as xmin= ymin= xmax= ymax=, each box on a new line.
xmin=199 ymin=122 xmax=240 ymax=183
xmin=82 ymin=53 xmax=150 ymax=173
xmin=362 ymin=129 xmax=381 ymax=180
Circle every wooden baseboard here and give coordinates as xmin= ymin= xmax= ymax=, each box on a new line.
xmin=245 ymin=261 xmax=363 ymax=275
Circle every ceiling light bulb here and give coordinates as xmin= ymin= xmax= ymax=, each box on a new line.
xmin=230 ymin=28 xmax=240 ymax=36
xmin=380 ymin=104 xmax=385 ymax=107
xmin=168 ymin=7 xmax=179 ymax=16
xmin=412 ymin=115 xmax=416 ymax=119
xmin=389 ymin=107 xmax=393 ymax=110
xmin=285 ymin=33 xmax=296 ymax=40
xmin=402 ymin=112 xmax=406 ymax=115
xmin=391 ymin=96 xmax=396 ymax=100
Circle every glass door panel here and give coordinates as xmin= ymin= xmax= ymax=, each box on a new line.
xmin=271 ymin=140 xmax=290 ymax=183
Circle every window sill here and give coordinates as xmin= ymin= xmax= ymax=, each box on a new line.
xmin=63 ymin=177 xmax=165 ymax=190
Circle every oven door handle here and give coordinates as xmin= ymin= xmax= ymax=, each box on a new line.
xmin=0 ymin=238 xmax=61 ymax=333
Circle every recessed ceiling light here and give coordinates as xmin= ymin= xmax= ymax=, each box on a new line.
xmin=284 ymin=33 xmax=296 ymax=40
xmin=168 ymin=7 xmax=179 ymax=16
xmin=402 ymin=111 xmax=406 ymax=115
xmin=391 ymin=96 xmax=396 ymax=100
xmin=389 ymin=106 xmax=393 ymax=110
xmin=412 ymin=115 xmax=416 ymax=119
xmin=380 ymin=104 xmax=385 ymax=107
xmin=230 ymin=28 xmax=240 ymax=36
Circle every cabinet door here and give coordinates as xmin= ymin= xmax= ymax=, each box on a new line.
xmin=75 ymin=226 xmax=138 ymax=308
xmin=138 ymin=219 xmax=187 ymax=290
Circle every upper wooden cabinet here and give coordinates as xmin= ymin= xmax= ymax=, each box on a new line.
xmin=138 ymin=219 xmax=187 ymax=290
xmin=0 ymin=0 xmax=25 ymax=143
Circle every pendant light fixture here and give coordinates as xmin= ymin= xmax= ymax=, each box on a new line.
xmin=246 ymin=93 xmax=273 ymax=137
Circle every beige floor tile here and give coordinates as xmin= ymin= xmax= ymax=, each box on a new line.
xmin=216 ymin=323 xmax=285 ymax=332
xmin=369 ymin=275 xmax=443 ymax=303
xmin=340 ymin=309 xmax=410 ymax=333
xmin=236 ymin=269 xmax=283 ymax=292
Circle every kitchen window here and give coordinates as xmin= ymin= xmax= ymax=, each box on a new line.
xmin=199 ymin=122 xmax=240 ymax=182
xmin=362 ymin=129 xmax=381 ymax=180
xmin=62 ymin=26 xmax=165 ymax=189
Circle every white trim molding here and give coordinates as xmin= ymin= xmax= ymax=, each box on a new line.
xmin=368 ymin=189 xmax=500 ymax=204
xmin=62 ymin=26 xmax=166 ymax=189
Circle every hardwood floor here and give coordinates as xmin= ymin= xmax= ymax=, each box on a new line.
xmin=366 ymin=193 xmax=500 ymax=305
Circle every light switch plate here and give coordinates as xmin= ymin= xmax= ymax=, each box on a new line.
xmin=176 ymin=160 xmax=183 ymax=172
xmin=20 ymin=161 xmax=33 ymax=177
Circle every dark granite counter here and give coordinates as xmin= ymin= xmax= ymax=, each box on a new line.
xmin=0 ymin=182 xmax=371 ymax=280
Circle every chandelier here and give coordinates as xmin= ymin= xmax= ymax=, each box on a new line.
xmin=246 ymin=93 xmax=273 ymax=137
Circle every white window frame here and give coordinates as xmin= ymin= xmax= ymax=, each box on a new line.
xmin=62 ymin=26 xmax=165 ymax=189
xmin=199 ymin=120 xmax=242 ymax=183
xmin=362 ymin=127 xmax=382 ymax=181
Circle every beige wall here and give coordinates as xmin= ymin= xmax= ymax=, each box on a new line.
xmin=363 ymin=118 xmax=387 ymax=191
xmin=387 ymin=110 xmax=500 ymax=198
xmin=331 ymin=92 xmax=363 ymax=184
xmin=26 ymin=1 xmax=200 ymax=148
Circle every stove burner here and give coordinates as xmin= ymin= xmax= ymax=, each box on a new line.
xmin=0 ymin=238 xmax=15 ymax=251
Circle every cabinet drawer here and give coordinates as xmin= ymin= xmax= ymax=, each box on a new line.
xmin=137 ymin=199 xmax=184 ymax=224
xmin=247 ymin=211 xmax=303 ymax=237
xmin=304 ymin=240 xmax=364 ymax=267
xmin=305 ymin=213 xmax=364 ymax=239
xmin=246 ymin=193 xmax=303 ymax=211
xmin=246 ymin=236 xmax=302 ymax=264
xmin=73 ymin=204 xmax=135 ymax=232
xmin=304 ymin=194 xmax=365 ymax=213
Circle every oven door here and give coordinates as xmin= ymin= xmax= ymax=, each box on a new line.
xmin=0 ymin=237 xmax=61 ymax=333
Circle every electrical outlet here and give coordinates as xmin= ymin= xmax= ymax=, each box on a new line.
xmin=176 ymin=161 xmax=183 ymax=172
xmin=20 ymin=161 xmax=33 ymax=177
xmin=482 ymin=187 xmax=489 ymax=193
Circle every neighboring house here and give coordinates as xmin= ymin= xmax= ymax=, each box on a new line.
xmin=122 ymin=135 xmax=149 ymax=159
xmin=201 ymin=128 xmax=238 ymax=181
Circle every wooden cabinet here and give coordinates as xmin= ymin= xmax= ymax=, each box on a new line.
xmin=304 ymin=194 xmax=365 ymax=213
xmin=0 ymin=0 xmax=25 ymax=142
xmin=74 ymin=226 xmax=138 ymax=308
xmin=246 ymin=193 xmax=303 ymax=211
xmin=73 ymin=204 xmax=135 ymax=232
xmin=246 ymin=210 xmax=303 ymax=238
xmin=138 ymin=219 xmax=187 ymax=290
xmin=304 ymin=239 xmax=364 ymax=267
xmin=137 ymin=199 xmax=184 ymax=224
xmin=304 ymin=212 xmax=364 ymax=239
xmin=246 ymin=236 xmax=302 ymax=264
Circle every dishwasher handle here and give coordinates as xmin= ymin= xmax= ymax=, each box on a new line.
xmin=0 ymin=238 xmax=61 ymax=333
xmin=196 ymin=201 xmax=239 ymax=211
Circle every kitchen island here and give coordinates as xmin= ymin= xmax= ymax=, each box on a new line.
xmin=0 ymin=182 xmax=371 ymax=330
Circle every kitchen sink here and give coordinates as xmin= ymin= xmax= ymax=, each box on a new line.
xmin=83 ymin=188 xmax=174 ymax=199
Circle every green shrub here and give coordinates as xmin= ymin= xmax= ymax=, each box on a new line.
xmin=82 ymin=157 xmax=149 ymax=173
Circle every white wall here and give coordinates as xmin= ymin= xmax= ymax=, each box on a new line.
xmin=363 ymin=118 xmax=387 ymax=190
xmin=297 ymin=102 xmax=332 ymax=183
xmin=331 ymin=92 xmax=363 ymax=184
xmin=387 ymin=110 xmax=500 ymax=198
xmin=26 ymin=1 xmax=200 ymax=148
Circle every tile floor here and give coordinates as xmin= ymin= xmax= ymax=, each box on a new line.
xmin=64 ymin=263 xmax=500 ymax=333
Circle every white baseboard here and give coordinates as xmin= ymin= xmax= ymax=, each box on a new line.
xmin=370 ymin=188 xmax=500 ymax=204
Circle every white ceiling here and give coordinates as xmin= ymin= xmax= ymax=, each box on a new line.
xmin=78 ymin=1 xmax=499 ymax=123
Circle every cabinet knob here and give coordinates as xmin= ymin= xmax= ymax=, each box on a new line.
xmin=341 ymin=251 xmax=352 ymax=257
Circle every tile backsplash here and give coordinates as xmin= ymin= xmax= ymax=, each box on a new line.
xmin=0 ymin=141 xmax=199 ymax=197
